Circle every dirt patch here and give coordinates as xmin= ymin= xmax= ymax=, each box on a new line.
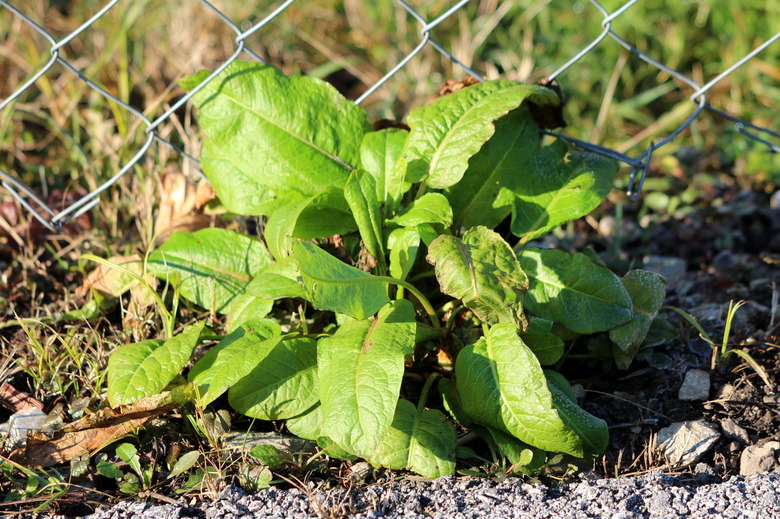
xmin=1 ymin=173 xmax=779 ymax=513
xmin=569 ymin=180 xmax=780 ymax=481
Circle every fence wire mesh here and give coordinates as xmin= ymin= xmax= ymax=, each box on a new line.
xmin=0 ymin=0 xmax=778 ymax=232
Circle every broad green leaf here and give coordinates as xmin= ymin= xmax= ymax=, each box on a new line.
xmin=511 ymin=141 xmax=618 ymax=243
xmin=285 ymin=404 xmax=322 ymax=441
xmin=403 ymin=79 xmax=558 ymax=189
xmin=148 ymin=228 xmax=272 ymax=314
xmin=247 ymin=263 xmax=306 ymax=300
xmin=265 ymin=194 xmax=311 ymax=262
xmin=387 ymin=227 xmax=420 ymax=281
xmin=610 ymin=270 xmax=666 ymax=351
xmin=294 ymin=189 xmax=356 ymax=239
xmin=319 ymin=300 xmax=416 ymax=457
xmin=519 ymin=248 xmax=633 ymax=334
xmin=249 ymin=445 xmax=292 ymax=467
xmin=316 ymin=436 xmax=359 ymax=460
xmin=438 ymin=377 xmax=472 ymax=426
xmin=455 ymin=323 xmax=582 ymax=456
xmin=168 ymin=452 xmax=201 ymax=479
xmin=545 ymin=370 xmax=608 ymax=457
xmin=188 ymin=319 xmax=282 ymax=406
xmin=359 ymin=128 xmax=409 ymax=211
xmin=426 ymin=226 xmax=528 ymax=329
xmin=526 ymin=316 xmax=554 ymax=334
xmin=229 ymin=338 xmax=319 ymax=420
xmin=446 ymin=108 xmax=540 ymax=230
xmin=225 ymin=297 xmax=274 ymax=333
xmin=292 ymin=240 xmax=389 ymax=320
xmin=181 ymin=61 xmax=369 ymax=214
xmin=368 ymin=399 xmax=456 ymax=478
xmin=284 ymin=406 xmax=356 ymax=459
xmin=116 ymin=443 xmax=141 ymax=475
xmin=241 ymin=465 xmax=273 ymax=490
xmin=581 ymin=246 xmax=607 ymax=267
xmin=108 ymin=320 xmax=206 ymax=406
xmin=416 ymin=223 xmax=440 ymax=246
xmin=344 ymin=170 xmax=385 ymax=265
xmin=522 ymin=332 xmax=564 ymax=366
xmin=266 ymin=190 xmax=356 ymax=262
xmin=522 ymin=317 xmax=564 ymax=364
xmin=389 ymin=193 xmax=453 ymax=228
xmin=544 ymin=368 xmax=578 ymax=400
xmin=610 ymin=270 xmax=666 ymax=369
xmin=97 ymin=461 xmax=123 ymax=479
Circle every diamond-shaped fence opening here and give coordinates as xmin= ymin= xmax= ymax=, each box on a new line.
xmin=1 ymin=0 xmax=778 ymax=232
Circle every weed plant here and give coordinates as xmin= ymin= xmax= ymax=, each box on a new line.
xmin=0 ymin=0 xmax=778 ymax=509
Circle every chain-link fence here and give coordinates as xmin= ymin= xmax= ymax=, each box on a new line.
xmin=1 ymin=0 xmax=778 ymax=232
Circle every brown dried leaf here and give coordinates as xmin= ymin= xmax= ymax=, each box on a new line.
xmin=154 ymin=172 xmax=216 ymax=243
xmin=154 ymin=214 xmax=214 ymax=244
xmin=438 ymin=76 xmax=481 ymax=96
xmin=0 ymin=382 xmax=44 ymax=412
xmin=156 ymin=172 xmax=197 ymax=231
xmin=195 ymin=180 xmax=216 ymax=210
xmin=77 ymin=254 xmax=144 ymax=298
xmin=0 ymin=201 xmax=19 ymax=227
xmin=11 ymin=384 xmax=195 ymax=467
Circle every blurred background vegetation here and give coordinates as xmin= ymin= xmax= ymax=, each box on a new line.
xmin=0 ymin=0 xmax=778 ymax=244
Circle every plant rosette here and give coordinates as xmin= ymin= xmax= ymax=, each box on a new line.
xmin=102 ymin=61 xmax=667 ymax=478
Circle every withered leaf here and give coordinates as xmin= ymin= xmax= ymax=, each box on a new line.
xmin=438 ymin=76 xmax=481 ymax=96
xmin=11 ymin=384 xmax=195 ymax=467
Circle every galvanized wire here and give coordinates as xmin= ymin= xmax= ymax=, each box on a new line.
xmin=0 ymin=0 xmax=777 ymax=231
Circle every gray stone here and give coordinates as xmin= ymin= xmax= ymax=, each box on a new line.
xmin=74 ymin=470 xmax=780 ymax=519
xmin=763 ymin=394 xmax=780 ymax=405
xmin=721 ymin=418 xmax=750 ymax=444
xmin=221 ymin=431 xmax=315 ymax=456
xmin=740 ymin=442 xmax=780 ymax=476
xmin=657 ymin=420 xmax=721 ymax=466
xmin=678 ymin=369 xmax=711 ymax=401
xmin=4 ymin=407 xmax=47 ymax=450
xmin=642 ymin=256 xmax=686 ymax=284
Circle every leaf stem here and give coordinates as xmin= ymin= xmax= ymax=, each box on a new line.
xmin=445 ymin=304 xmax=467 ymax=333
xmin=375 ymin=276 xmax=441 ymax=334
xmin=416 ymin=372 xmax=441 ymax=415
xmin=408 ymin=270 xmax=436 ymax=283
xmin=298 ymin=303 xmax=309 ymax=335
xmin=414 ymin=181 xmax=428 ymax=200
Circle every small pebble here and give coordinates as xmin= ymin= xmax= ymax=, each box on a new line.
xmin=678 ymin=369 xmax=710 ymax=401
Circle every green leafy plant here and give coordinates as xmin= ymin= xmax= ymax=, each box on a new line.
xmin=666 ymin=300 xmax=772 ymax=389
xmin=96 ymin=443 xmax=154 ymax=494
xmin=100 ymin=61 xmax=668 ymax=477
xmin=1 ymin=457 xmax=68 ymax=510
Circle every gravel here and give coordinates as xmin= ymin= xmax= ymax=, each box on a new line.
xmin=26 ymin=470 xmax=780 ymax=518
